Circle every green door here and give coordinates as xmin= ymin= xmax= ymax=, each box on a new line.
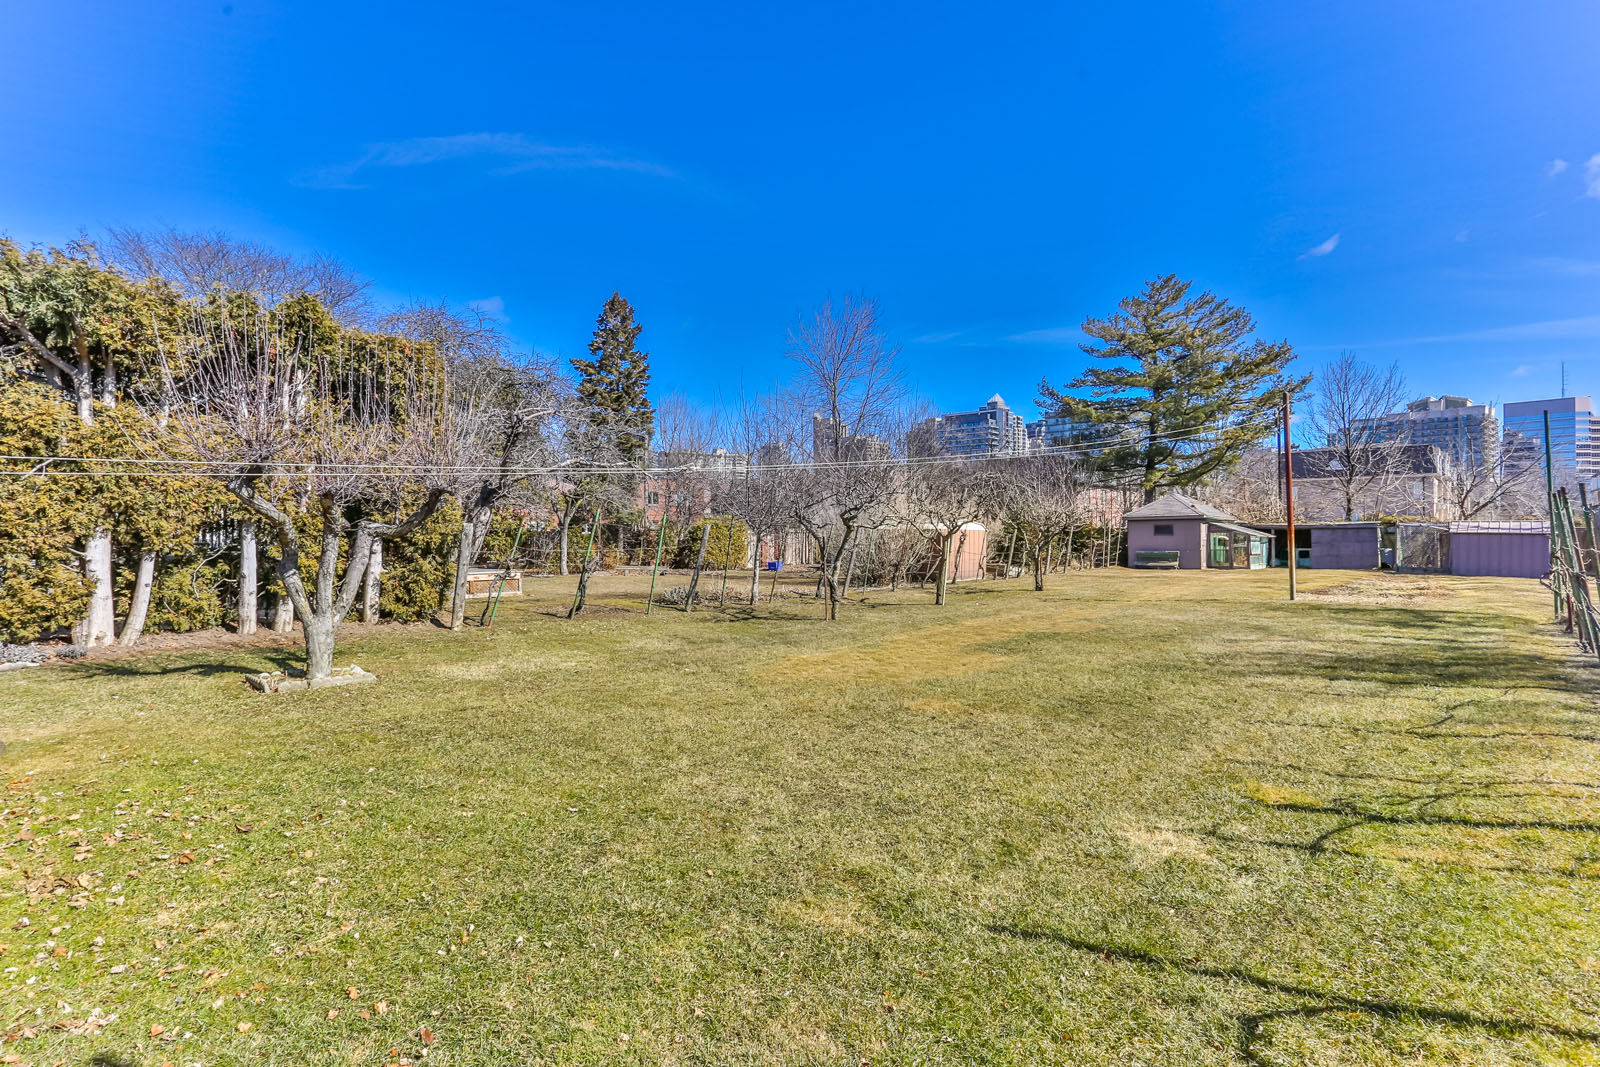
xmin=1210 ymin=533 xmax=1230 ymax=568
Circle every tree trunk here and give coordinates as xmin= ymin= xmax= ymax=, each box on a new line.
xmin=558 ymin=513 xmax=572 ymax=576
xmin=935 ymin=535 xmax=951 ymax=606
xmin=361 ymin=540 xmax=382 ymax=623
xmin=719 ymin=526 xmax=731 ymax=607
xmin=303 ymin=616 xmax=336 ymax=682
xmin=749 ymin=533 xmax=763 ymax=605
xmin=1033 ymin=547 xmax=1046 ymax=591
xmin=238 ymin=522 xmax=259 ymax=635
xmin=74 ymin=353 xmax=93 ymax=424
xmin=273 ymin=592 xmax=294 ymax=632
xmin=821 ymin=567 xmax=840 ymax=620
xmin=569 ymin=511 xmax=602 ymax=618
xmin=78 ymin=529 xmax=116 ymax=647
xmin=841 ymin=536 xmax=860 ymax=598
xmin=117 ymin=549 xmax=157 ymax=646
xmin=469 ymin=508 xmax=492 ymax=564
xmin=449 ymin=515 xmax=475 ymax=630
xmin=684 ymin=521 xmax=711 ymax=612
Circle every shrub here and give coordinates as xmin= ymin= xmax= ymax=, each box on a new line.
xmin=377 ymin=496 xmax=462 ymax=622
xmin=675 ymin=518 xmax=749 ymax=570
xmin=0 ymin=382 xmax=94 ymax=642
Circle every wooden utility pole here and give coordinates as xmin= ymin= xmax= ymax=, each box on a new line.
xmin=1283 ymin=390 xmax=1297 ymax=601
xmin=1544 ymin=410 xmax=1561 ymax=618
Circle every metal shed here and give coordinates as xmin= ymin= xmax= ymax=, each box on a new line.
xmin=1260 ymin=522 xmax=1383 ymax=570
xmin=1448 ymin=521 xmax=1550 ymax=579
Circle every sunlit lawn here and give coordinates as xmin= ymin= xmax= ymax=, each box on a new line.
xmin=2 ymin=568 xmax=1597 ymax=1065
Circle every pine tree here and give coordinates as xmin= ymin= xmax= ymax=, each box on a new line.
xmin=1039 ymin=275 xmax=1308 ymax=503
xmin=571 ymin=292 xmax=654 ymax=464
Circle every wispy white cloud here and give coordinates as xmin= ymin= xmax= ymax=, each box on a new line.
xmin=1306 ymin=315 xmax=1600 ymax=353
xmin=1299 ymin=232 xmax=1340 ymax=259
xmin=1397 ymin=315 xmax=1600 ymax=345
xmin=1511 ymin=364 xmax=1533 ymax=376
xmin=1546 ymin=157 xmax=1570 ymax=177
xmin=297 ymin=133 xmax=677 ymax=189
xmin=1528 ymin=256 xmax=1600 ymax=278
xmin=469 ymin=296 xmax=508 ymax=322
xmin=1454 ymin=229 xmax=1470 ymax=243
xmin=1584 ymin=153 xmax=1600 ymax=198
xmin=907 ymin=330 xmax=960 ymax=344
xmin=1006 ymin=326 xmax=1081 ymax=344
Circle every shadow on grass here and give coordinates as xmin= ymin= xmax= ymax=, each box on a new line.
xmin=1251 ymin=603 xmax=1590 ymax=692
xmin=1198 ymin=825 xmax=1600 ymax=882
xmin=70 ymin=650 xmax=300 ymax=680
xmin=988 ymin=926 xmax=1600 ymax=1064
xmin=1245 ymin=794 xmax=1600 ymax=834
xmin=1252 ymin=718 xmax=1600 ymax=744
xmin=1234 ymin=760 xmax=1600 ymax=792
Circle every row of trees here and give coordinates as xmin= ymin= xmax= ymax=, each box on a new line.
xmin=0 ymin=254 xmax=1306 ymax=677
xmin=14 ymin=231 xmax=1537 ymax=681
xmin=0 ymin=231 xmax=658 ymax=681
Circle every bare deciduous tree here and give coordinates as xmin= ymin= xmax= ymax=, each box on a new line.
xmin=650 ymin=393 xmax=725 ymax=609
xmin=1305 ymin=352 xmax=1410 ymax=520
xmin=1193 ymin=448 xmax=1285 ymax=525
xmin=1438 ymin=450 xmax=1548 ymax=520
xmin=781 ymin=296 xmax=907 ymax=621
xmin=1004 ymin=454 xmax=1091 ymax=591
xmin=155 ymin=309 xmax=466 ymax=682
xmin=106 ymin=226 xmax=373 ymax=324
xmin=720 ymin=392 xmax=790 ymax=605
xmin=899 ymin=460 xmax=1002 ymax=604
xmin=446 ymin=353 xmax=566 ymax=628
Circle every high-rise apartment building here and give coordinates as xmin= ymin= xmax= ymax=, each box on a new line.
xmin=1353 ymin=395 xmax=1498 ymax=467
xmin=1025 ymin=412 xmax=1098 ymax=453
xmin=1502 ymin=396 xmax=1598 ymax=480
xmin=811 ymin=414 xmax=890 ymax=462
xmin=926 ymin=394 xmax=1028 ymax=456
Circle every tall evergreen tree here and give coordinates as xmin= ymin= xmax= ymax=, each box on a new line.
xmin=570 ymin=292 xmax=654 ymax=464
xmin=1039 ymin=275 xmax=1308 ymax=503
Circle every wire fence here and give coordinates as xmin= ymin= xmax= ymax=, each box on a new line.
xmin=1546 ymin=488 xmax=1600 ymax=665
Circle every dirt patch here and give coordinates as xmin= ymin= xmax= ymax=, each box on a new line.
xmin=770 ymin=608 xmax=1102 ymax=686
xmin=1242 ymin=781 xmax=1323 ymax=808
xmin=1299 ymin=574 xmax=1447 ymax=605
xmin=772 ymin=623 xmax=1019 ymax=685
xmin=771 ymin=897 xmax=869 ymax=937
xmin=1121 ymin=826 xmax=1215 ymax=866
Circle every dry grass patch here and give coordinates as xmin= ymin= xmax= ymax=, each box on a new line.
xmin=1299 ymin=573 xmax=1449 ymax=604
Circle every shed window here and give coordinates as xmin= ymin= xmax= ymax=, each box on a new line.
xmin=1153 ymin=523 xmax=1174 ymax=536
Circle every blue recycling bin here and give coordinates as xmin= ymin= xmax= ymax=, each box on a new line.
xmin=765 ymin=560 xmax=781 ymax=571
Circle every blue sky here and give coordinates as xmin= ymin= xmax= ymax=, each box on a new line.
xmin=4 ymin=1 xmax=1598 ymax=422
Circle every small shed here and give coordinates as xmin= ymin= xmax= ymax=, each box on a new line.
xmin=1126 ymin=493 xmax=1270 ymax=570
xmin=1448 ymin=521 xmax=1550 ymax=579
xmin=1259 ymin=522 xmax=1383 ymax=570
xmin=914 ymin=522 xmax=989 ymax=582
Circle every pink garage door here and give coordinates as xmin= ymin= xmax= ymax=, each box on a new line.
xmin=1450 ymin=533 xmax=1549 ymax=578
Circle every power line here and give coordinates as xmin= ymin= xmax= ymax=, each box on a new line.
xmin=0 ymin=418 xmax=1276 ymax=480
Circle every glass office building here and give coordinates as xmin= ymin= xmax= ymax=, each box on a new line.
xmin=1502 ymin=396 xmax=1597 ymax=480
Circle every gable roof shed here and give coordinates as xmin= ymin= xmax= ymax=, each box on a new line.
xmin=1123 ymin=493 xmax=1241 ymax=523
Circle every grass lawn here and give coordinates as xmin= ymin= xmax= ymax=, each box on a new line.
xmin=2 ymin=568 xmax=1598 ymax=1066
